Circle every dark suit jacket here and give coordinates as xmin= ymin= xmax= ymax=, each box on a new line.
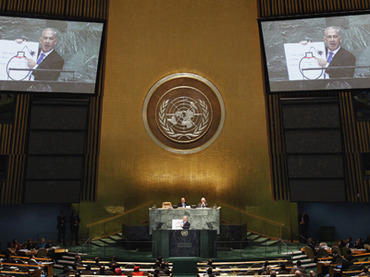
xmin=182 ymin=221 xmax=190 ymax=230
xmin=197 ymin=202 xmax=208 ymax=208
xmin=33 ymin=50 xmax=64 ymax=81
xmin=326 ymin=47 xmax=356 ymax=78
xmin=178 ymin=202 xmax=189 ymax=208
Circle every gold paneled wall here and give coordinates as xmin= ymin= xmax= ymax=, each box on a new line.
xmin=77 ymin=0 xmax=297 ymax=239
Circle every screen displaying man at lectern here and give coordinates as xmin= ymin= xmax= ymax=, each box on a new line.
xmin=259 ymin=11 xmax=370 ymax=93
xmin=0 ymin=14 xmax=104 ymax=95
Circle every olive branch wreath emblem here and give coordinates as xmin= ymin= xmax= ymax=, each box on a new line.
xmin=158 ymin=99 xmax=210 ymax=140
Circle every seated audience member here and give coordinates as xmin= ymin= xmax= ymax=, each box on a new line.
xmin=12 ymin=239 xmax=23 ymax=254
xmin=159 ymin=262 xmax=170 ymax=275
xmin=109 ymin=256 xmax=119 ymax=267
xmin=354 ymin=237 xmax=365 ymax=249
xmin=278 ymin=264 xmax=289 ymax=274
xmin=153 ymin=269 xmax=160 ymax=277
xmin=331 ymin=250 xmax=344 ymax=264
xmin=28 ymin=255 xmax=40 ymax=265
xmin=154 ymin=259 xmax=161 ymax=269
xmin=104 ymin=267 xmax=114 ymax=275
xmin=261 ymin=265 xmax=272 ymax=275
xmin=81 ymin=265 xmax=94 ymax=275
xmin=258 ymin=261 xmax=270 ymax=275
xmin=345 ymin=237 xmax=354 ymax=248
xmin=206 ymin=260 xmax=214 ymax=268
xmin=204 ymin=267 xmax=215 ymax=277
xmin=110 ymin=262 xmax=119 ymax=274
xmin=344 ymin=249 xmax=356 ymax=262
xmin=94 ymin=256 xmax=102 ymax=266
xmin=131 ymin=265 xmax=145 ymax=276
xmin=24 ymin=238 xmax=37 ymax=250
xmin=38 ymin=237 xmax=49 ymax=249
xmin=291 ymin=260 xmax=306 ymax=274
xmin=358 ymin=267 xmax=369 ymax=276
xmin=294 ymin=270 xmax=303 ymax=277
xmin=338 ymin=239 xmax=346 ymax=250
xmin=2 ymin=251 xmax=15 ymax=263
xmin=342 ymin=249 xmax=357 ymax=270
xmin=58 ymin=265 xmax=71 ymax=277
xmin=114 ymin=267 xmax=126 ymax=276
xmin=309 ymin=270 xmax=316 ymax=277
xmin=270 ymin=270 xmax=277 ymax=277
xmin=97 ymin=265 xmax=106 ymax=275
xmin=73 ymin=255 xmax=83 ymax=270
xmin=307 ymin=237 xmax=316 ymax=252
xmin=6 ymin=241 xmax=16 ymax=255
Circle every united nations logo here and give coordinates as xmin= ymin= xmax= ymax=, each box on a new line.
xmin=181 ymin=230 xmax=189 ymax=236
xmin=157 ymin=90 xmax=212 ymax=143
xmin=325 ymin=81 xmax=352 ymax=90
xmin=143 ymin=73 xmax=225 ymax=154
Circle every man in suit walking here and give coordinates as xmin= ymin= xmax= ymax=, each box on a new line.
xmin=27 ymin=28 xmax=64 ymax=81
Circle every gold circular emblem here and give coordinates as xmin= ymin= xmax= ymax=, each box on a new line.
xmin=143 ymin=73 xmax=225 ymax=154
xmin=181 ymin=230 xmax=189 ymax=236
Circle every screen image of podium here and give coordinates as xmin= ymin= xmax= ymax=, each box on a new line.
xmin=149 ymin=207 xmax=220 ymax=257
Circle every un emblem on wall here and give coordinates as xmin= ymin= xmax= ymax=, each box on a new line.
xmin=143 ymin=73 xmax=225 ymax=154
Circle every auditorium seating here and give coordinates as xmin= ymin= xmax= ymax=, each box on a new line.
xmin=197 ymin=259 xmax=293 ymax=276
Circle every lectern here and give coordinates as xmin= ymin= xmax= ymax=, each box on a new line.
xmin=149 ymin=207 xmax=220 ymax=258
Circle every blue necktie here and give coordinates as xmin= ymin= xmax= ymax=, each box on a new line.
xmin=327 ymin=52 xmax=334 ymax=63
xmin=37 ymin=53 xmax=45 ymax=65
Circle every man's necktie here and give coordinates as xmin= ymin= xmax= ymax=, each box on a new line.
xmin=327 ymin=52 xmax=334 ymax=63
xmin=37 ymin=53 xmax=45 ymax=65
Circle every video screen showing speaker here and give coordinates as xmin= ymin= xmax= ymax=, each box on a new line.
xmin=0 ymin=14 xmax=105 ymax=95
xmin=258 ymin=11 xmax=370 ymax=93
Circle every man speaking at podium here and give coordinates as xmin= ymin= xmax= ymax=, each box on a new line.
xmin=27 ymin=28 xmax=64 ymax=81
xmin=182 ymin=216 xmax=190 ymax=230
xmin=316 ymin=26 xmax=356 ymax=79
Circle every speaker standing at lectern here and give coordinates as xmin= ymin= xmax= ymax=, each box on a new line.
xmin=182 ymin=216 xmax=190 ymax=230
xmin=27 ymin=28 xmax=65 ymax=81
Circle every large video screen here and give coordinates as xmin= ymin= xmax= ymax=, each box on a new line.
xmin=0 ymin=14 xmax=104 ymax=95
xmin=258 ymin=11 xmax=370 ymax=93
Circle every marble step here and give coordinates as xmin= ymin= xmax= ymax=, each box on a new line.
xmin=100 ymin=238 xmax=117 ymax=244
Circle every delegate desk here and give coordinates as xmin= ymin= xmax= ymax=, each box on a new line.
xmin=149 ymin=207 xmax=220 ymax=235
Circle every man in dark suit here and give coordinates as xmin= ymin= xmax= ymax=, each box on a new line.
xmin=197 ymin=197 xmax=208 ymax=208
xmin=178 ymin=197 xmax=189 ymax=208
xmin=27 ymin=28 xmax=64 ymax=81
xmin=182 ymin=216 xmax=190 ymax=230
xmin=316 ymin=26 xmax=356 ymax=78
